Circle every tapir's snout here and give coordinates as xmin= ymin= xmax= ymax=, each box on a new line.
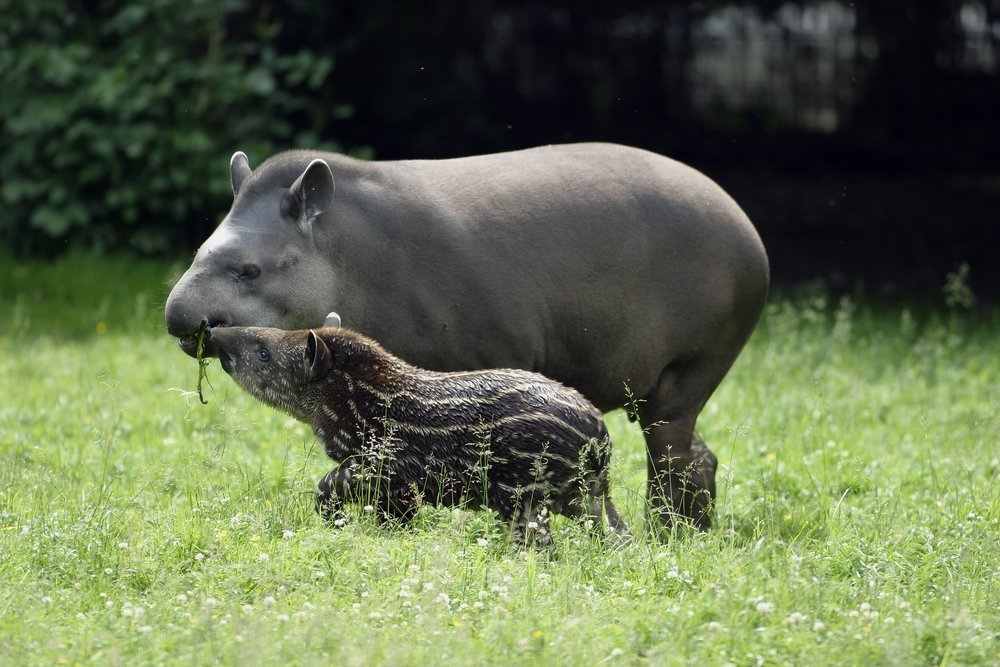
xmin=164 ymin=272 xmax=233 ymax=357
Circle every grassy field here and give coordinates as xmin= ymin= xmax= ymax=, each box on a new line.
xmin=1 ymin=255 xmax=997 ymax=665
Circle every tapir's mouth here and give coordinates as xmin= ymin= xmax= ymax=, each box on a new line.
xmin=177 ymin=321 xmax=225 ymax=358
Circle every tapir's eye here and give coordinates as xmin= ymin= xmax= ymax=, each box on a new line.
xmin=258 ymin=348 xmax=270 ymax=363
xmin=230 ymin=264 xmax=261 ymax=281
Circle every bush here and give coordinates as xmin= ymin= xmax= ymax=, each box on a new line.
xmin=0 ymin=0 xmax=344 ymax=254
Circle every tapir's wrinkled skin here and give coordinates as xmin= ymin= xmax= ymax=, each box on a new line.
xmin=165 ymin=143 xmax=769 ymax=532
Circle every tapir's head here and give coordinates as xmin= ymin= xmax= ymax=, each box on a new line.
xmin=208 ymin=325 xmax=336 ymax=422
xmin=165 ymin=151 xmax=338 ymax=357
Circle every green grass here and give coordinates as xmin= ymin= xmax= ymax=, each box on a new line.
xmin=1 ymin=255 xmax=997 ymax=665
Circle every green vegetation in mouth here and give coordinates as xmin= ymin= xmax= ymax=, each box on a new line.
xmin=195 ymin=324 xmax=210 ymax=405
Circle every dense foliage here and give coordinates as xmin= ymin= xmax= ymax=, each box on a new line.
xmin=1 ymin=1 xmax=997 ymax=295
xmin=0 ymin=0 xmax=341 ymax=253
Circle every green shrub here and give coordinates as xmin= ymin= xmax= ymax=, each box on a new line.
xmin=0 ymin=0 xmax=343 ymax=254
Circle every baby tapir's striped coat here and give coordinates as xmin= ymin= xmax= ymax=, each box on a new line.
xmin=208 ymin=325 xmax=629 ymax=545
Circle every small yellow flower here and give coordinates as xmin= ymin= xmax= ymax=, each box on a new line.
xmin=531 ymin=630 xmax=543 ymax=639
xmin=766 ymin=452 xmax=776 ymax=463
xmin=96 ymin=321 xmax=107 ymax=334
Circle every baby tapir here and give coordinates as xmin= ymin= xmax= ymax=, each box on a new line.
xmin=207 ymin=323 xmax=630 ymax=546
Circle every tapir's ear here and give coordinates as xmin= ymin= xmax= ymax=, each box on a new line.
xmin=283 ymin=159 xmax=335 ymax=237
xmin=305 ymin=330 xmax=333 ymax=380
xmin=323 ymin=311 xmax=342 ymax=328
xmin=231 ymin=151 xmax=252 ymax=196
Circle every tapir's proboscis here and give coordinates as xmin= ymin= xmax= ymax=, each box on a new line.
xmin=165 ymin=143 xmax=769 ymax=532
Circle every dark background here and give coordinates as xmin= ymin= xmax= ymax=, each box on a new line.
xmin=2 ymin=1 xmax=998 ymax=299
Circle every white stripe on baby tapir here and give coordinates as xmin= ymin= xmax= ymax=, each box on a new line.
xmin=507 ymin=447 xmax=580 ymax=469
xmin=352 ymin=378 xmax=589 ymax=414
xmin=382 ymin=411 xmax=592 ymax=444
xmin=320 ymin=404 xmax=340 ymax=423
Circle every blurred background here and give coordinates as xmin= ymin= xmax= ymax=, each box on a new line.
xmin=2 ymin=0 xmax=998 ymax=300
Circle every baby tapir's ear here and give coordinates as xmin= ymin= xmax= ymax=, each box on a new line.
xmin=305 ymin=330 xmax=332 ymax=380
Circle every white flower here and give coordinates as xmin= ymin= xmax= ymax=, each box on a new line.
xmin=258 ymin=553 xmax=270 ymax=562
xmin=194 ymin=553 xmax=204 ymax=561
xmin=476 ymin=538 xmax=489 ymax=547
xmin=706 ymin=621 xmax=723 ymax=631
xmin=756 ymin=601 xmax=774 ymax=614
xmin=176 ymin=593 xmax=188 ymax=603
xmin=812 ymin=621 xmax=826 ymax=632
xmin=527 ymin=521 xmax=539 ymax=529
xmin=243 ymin=604 xmax=254 ymax=613
xmin=786 ymin=612 xmax=808 ymax=625
xmin=41 ymin=596 xmax=53 ymax=605
xmin=117 ymin=542 xmax=128 ymax=549
xmin=282 ymin=530 xmax=294 ymax=539
xmin=666 ymin=570 xmax=679 ymax=579
xmin=263 ymin=596 xmax=276 ymax=607
xmin=364 ymin=505 xmax=374 ymax=512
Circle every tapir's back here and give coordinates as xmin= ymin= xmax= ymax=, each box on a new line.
xmin=331 ymin=143 xmax=768 ymax=409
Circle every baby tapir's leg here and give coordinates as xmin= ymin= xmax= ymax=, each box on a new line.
xmin=510 ymin=502 xmax=553 ymax=548
xmin=315 ymin=462 xmax=358 ymax=524
xmin=316 ymin=462 xmax=419 ymax=527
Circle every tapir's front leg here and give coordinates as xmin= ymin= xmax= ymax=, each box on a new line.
xmin=315 ymin=461 xmax=359 ymax=524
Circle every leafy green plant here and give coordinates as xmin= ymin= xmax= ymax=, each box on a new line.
xmin=0 ymin=0 xmax=343 ymax=254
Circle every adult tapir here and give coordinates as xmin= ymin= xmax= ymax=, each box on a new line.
xmin=165 ymin=143 xmax=769 ymax=532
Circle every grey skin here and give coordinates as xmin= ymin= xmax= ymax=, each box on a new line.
xmin=165 ymin=143 xmax=769 ymax=532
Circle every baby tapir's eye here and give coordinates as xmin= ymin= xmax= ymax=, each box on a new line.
xmin=258 ymin=348 xmax=271 ymax=362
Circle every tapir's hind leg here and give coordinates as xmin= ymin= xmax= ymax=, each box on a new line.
xmin=639 ymin=356 xmax=728 ymax=533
